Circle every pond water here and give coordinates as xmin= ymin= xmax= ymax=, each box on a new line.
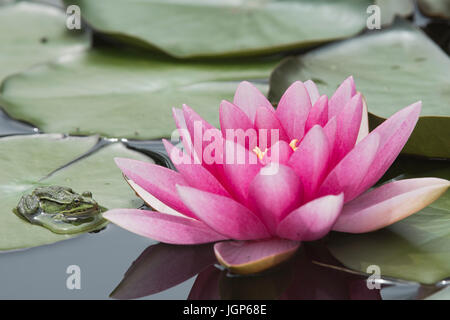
xmin=0 ymin=222 xmax=444 ymax=300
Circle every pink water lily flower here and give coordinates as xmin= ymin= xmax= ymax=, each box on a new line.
xmin=104 ymin=77 xmax=450 ymax=274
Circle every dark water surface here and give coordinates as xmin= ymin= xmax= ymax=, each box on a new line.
xmin=0 ymin=223 xmax=443 ymax=300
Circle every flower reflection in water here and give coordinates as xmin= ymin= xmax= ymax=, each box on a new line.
xmin=111 ymin=242 xmax=391 ymax=300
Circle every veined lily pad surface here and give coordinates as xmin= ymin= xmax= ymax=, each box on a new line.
xmin=0 ymin=2 xmax=90 ymax=83
xmin=0 ymin=48 xmax=277 ymax=139
xmin=64 ymin=0 xmax=371 ymax=58
xmin=328 ymin=157 xmax=450 ymax=284
xmin=269 ymin=20 xmax=450 ymax=158
xmin=0 ymin=134 xmax=153 ymax=251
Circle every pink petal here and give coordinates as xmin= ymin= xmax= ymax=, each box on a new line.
xmin=233 ymin=81 xmax=274 ymax=123
xmin=263 ymin=140 xmax=293 ymax=165
xmin=323 ymin=116 xmax=337 ymax=153
xmin=222 ymin=139 xmax=263 ymax=203
xmin=317 ymin=133 xmax=380 ymax=202
xmin=304 ymin=79 xmax=320 ymax=105
xmin=247 ymin=164 xmax=303 ymax=234
xmin=219 ymin=100 xmax=255 ymax=150
xmin=275 ymin=81 xmax=312 ymax=141
xmin=305 ymin=95 xmax=328 ymax=131
xmin=126 ymin=178 xmax=187 ymax=218
xmin=214 ymin=239 xmax=300 ymax=274
xmin=328 ymin=76 xmax=356 ymax=119
xmin=331 ymin=93 xmax=363 ymax=165
xmin=114 ymin=157 xmax=196 ymax=218
xmin=111 ymin=243 xmax=216 ymax=299
xmin=254 ymin=106 xmax=289 ymax=148
xmin=356 ymin=95 xmax=369 ymax=143
xmin=183 ymin=104 xmax=224 ymax=174
xmin=277 ymin=194 xmax=344 ymax=241
xmin=162 ymin=139 xmax=229 ymax=197
xmin=172 ymin=107 xmax=195 ymax=160
xmin=177 ymin=185 xmax=270 ymax=240
xmin=104 ymin=209 xmax=227 ymax=244
xmin=353 ymin=102 xmax=422 ymax=200
xmin=288 ymin=125 xmax=330 ymax=201
xmin=333 ymin=178 xmax=450 ymax=233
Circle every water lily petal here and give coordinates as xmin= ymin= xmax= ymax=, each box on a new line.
xmin=163 ymin=139 xmax=229 ymax=197
xmin=318 ymin=133 xmax=380 ymax=202
xmin=254 ymin=106 xmax=289 ymax=147
xmin=214 ymin=239 xmax=300 ymax=274
xmin=219 ymin=100 xmax=255 ymax=149
xmin=305 ymin=95 xmax=328 ymax=131
xmin=172 ymin=107 xmax=195 ymax=160
xmin=328 ymin=76 xmax=356 ymax=119
xmin=353 ymin=102 xmax=422 ymax=199
xmin=277 ymin=194 xmax=344 ymax=241
xmin=333 ymin=178 xmax=450 ymax=233
xmin=233 ymin=81 xmax=274 ymax=123
xmin=248 ymin=164 xmax=303 ymax=234
xmin=275 ymin=81 xmax=312 ymax=141
xmin=177 ymin=185 xmax=270 ymax=240
xmin=323 ymin=116 xmax=337 ymax=153
xmin=104 ymin=209 xmax=227 ymax=244
xmin=183 ymin=104 xmax=224 ymax=175
xmin=126 ymin=178 xmax=186 ymax=218
xmin=304 ymin=79 xmax=320 ymax=105
xmin=222 ymin=139 xmax=263 ymax=203
xmin=288 ymin=125 xmax=330 ymax=201
xmin=356 ymin=95 xmax=369 ymax=143
xmin=111 ymin=243 xmax=216 ymax=299
xmin=114 ymin=157 xmax=196 ymax=218
xmin=264 ymin=140 xmax=293 ymax=165
xmin=332 ymin=93 xmax=363 ymax=164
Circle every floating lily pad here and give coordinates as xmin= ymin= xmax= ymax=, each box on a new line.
xmin=0 ymin=2 xmax=90 ymax=83
xmin=0 ymin=134 xmax=153 ymax=251
xmin=328 ymin=157 xmax=450 ymax=284
xmin=0 ymin=48 xmax=277 ymax=139
xmin=269 ymin=20 xmax=450 ymax=158
xmin=64 ymin=0 xmax=371 ymax=58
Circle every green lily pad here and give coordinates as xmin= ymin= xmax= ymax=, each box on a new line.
xmin=0 ymin=2 xmax=90 ymax=83
xmin=269 ymin=20 xmax=450 ymax=159
xmin=63 ymin=0 xmax=371 ymax=58
xmin=0 ymin=134 xmax=153 ymax=251
xmin=0 ymin=48 xmax=277 ymax=139
xmin=418 ymin=0 xmax=450 ymax=19
xmin=328 ymin=157 xmax=450 ymax=284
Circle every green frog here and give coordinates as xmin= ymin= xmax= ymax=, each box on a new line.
xmin=14 ymin=186 xmax=107 ymax=234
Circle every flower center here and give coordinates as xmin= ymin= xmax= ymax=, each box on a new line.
xmin=252 ymin=146 xmax=267 ymax=161
xmin=289 ymin=139 xmax=299 ymax=151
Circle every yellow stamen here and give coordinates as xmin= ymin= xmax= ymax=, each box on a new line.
xmin=252 ymin=146 xmax=268 ymax=161
xmin=289 ymin=139 xmax=299 ymax=151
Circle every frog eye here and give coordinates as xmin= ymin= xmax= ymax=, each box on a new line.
xmin=82 ymin=191 xmax=92 ymax=198
xmin=74 ymin=198 xmax=81 ymax=203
